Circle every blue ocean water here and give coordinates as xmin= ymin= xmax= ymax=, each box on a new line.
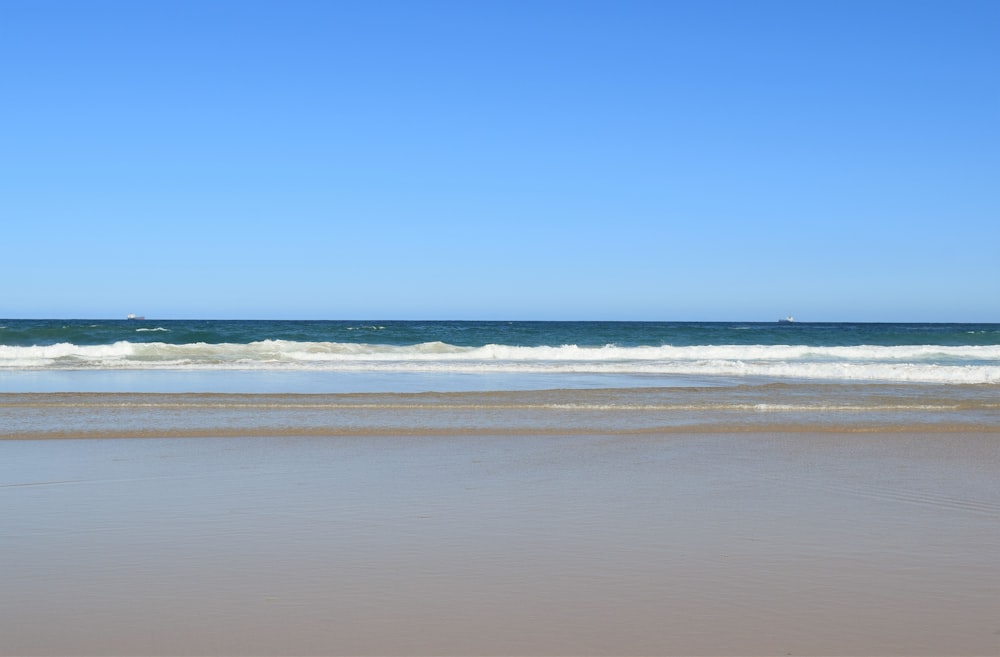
xmin=1 ymin=320 xmax=998 ymax=391
xmin=3 ymin=319 xmax=999 ymax=349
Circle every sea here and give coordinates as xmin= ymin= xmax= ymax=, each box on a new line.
xmin=2 ymin=319 xmax=998 ymax=436
xmin=1 ymin=319 xmax=998 ymax=386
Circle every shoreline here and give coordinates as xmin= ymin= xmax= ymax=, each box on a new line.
xmin=3 ymin=384 xmax=998 ymax=440
xmin=5 ymin=425 xmax=1000 ymax=441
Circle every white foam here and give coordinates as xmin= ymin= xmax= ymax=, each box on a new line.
xmin=0 ymin=341 xmax=997 ymax=384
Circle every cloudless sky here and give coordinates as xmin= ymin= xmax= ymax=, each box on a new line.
xmin=2 ymin=0 xmax=997 ymax=321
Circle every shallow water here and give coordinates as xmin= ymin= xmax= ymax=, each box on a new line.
xmin=0 ymin=369 xmax=711 ymax=394
xmin=2 ymin=383 xmax=998 ymax=439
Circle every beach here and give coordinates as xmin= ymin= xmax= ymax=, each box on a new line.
xmin=2 ymin=321 xmax=998 ymax=654
xmin=2 ymin=383 xmax=999 ymax=656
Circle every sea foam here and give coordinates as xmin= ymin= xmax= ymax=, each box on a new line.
xmin=0 ymin=340 xmax=997 ymax=384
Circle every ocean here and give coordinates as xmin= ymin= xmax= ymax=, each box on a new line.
xmin=1 ymin=319 xmax=998 ymax=386
xmin=2 ymin=319 xmax=997 ymax=437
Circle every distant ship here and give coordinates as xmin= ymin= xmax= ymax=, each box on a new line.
xmin=126 ymin=314 xmax=145 ymax=320
xmin=778 ymin=316 xmax=795 ymax=323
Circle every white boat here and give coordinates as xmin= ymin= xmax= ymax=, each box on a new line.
xmin=126 ymin=313 xmax=145 ymax=320
xmin=778 ymin=316 xmax=794 ymax=323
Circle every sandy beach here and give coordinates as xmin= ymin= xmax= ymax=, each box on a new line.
xmin=2 ymin=388 xmax=998 ymax=656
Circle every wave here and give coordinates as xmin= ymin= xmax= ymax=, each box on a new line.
xmin=0 ymin=340 xmax=997 ymax=383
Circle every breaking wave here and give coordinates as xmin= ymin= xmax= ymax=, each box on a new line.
xmin=0 ymin=340 xmax=997 ymax=384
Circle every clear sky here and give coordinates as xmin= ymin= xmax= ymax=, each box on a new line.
xmin=2 ymin=0 xmax=997 ymax=321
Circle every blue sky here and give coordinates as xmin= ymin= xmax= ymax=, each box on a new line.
xmin=2 ymin=0 xmax=997 ymax=321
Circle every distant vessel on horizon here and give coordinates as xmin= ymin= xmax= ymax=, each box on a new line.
xmin=778 ymin=316 xmax=795 ymax=323
xmin=126 ymin=314 xmax=145 ymax=321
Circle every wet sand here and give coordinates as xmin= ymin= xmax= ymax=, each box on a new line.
xmin=2 ymin=389 xmax=999 ymax=655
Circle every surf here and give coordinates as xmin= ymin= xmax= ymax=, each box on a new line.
xmin=0 ymin=340 xmax=997 ymax=384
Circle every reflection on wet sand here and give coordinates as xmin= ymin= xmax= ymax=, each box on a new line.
xmin=2 ymin=422 xmax=999 ymax=655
